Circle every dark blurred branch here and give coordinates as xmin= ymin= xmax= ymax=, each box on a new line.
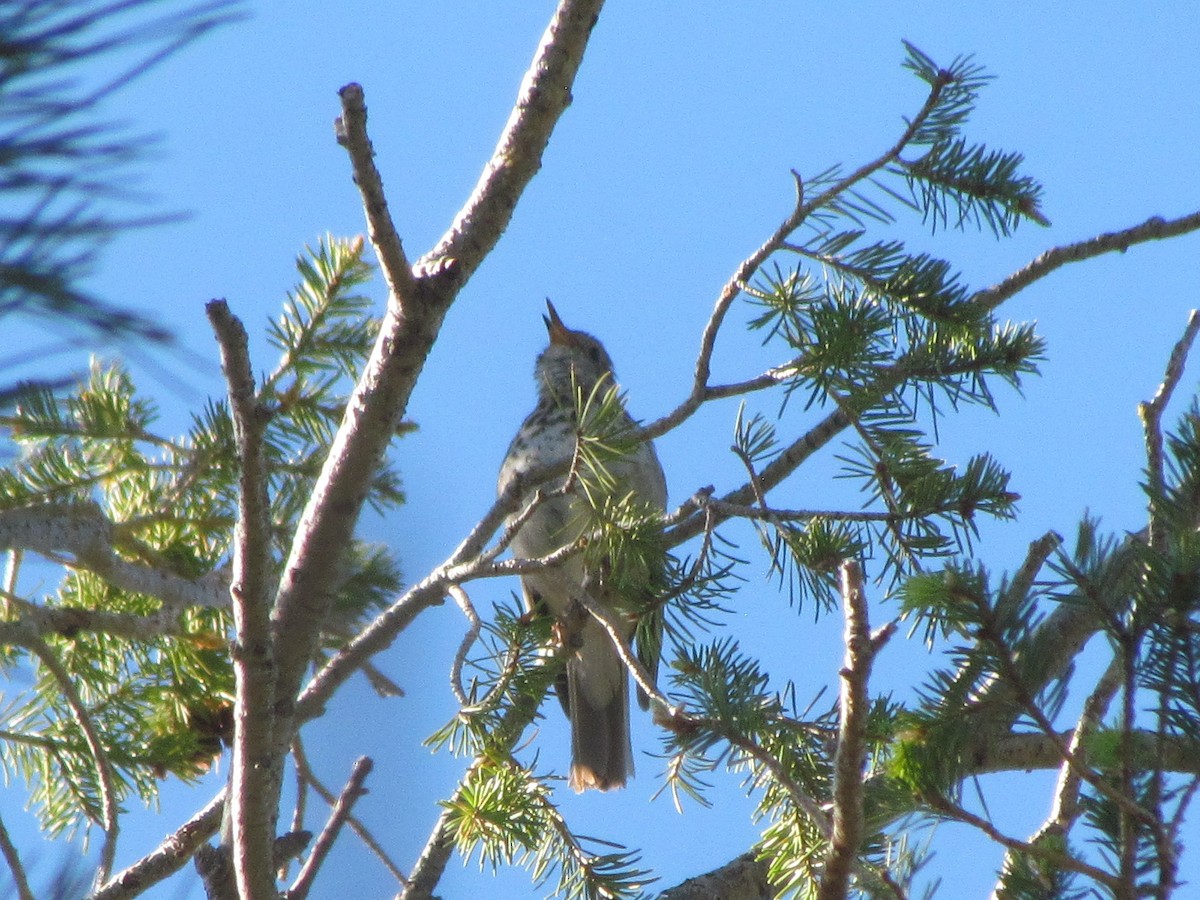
xmin=0 ymin=0 xmax=242 ymax=348
xmin=0 ymin=811 xmax=35 ymax=900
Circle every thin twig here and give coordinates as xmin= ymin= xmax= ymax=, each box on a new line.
xmin=643 ymin=173 xmax=808 ymax=443
xmin=286 ymin=757 xmax=374 ymax=900
xmin=296 ymin=531 xmax=584 ymax=724
xmin=282 ymin=740 xmax=309 ymax=882
xmin=1139 ymin=309 xmax=1200 ymax=549
xmin=645 ymin=68 xmax=954 ymax=447
xmin=575 ymin=589 xmax=674 ymax=716
xmin=928 ymin=795 xmax=1121 ymax=891
xmin=292 ymin=742 xmax=407 ymax=886
xmin=448 ymin=585 xmax=482 ymax=706
xmin=0 ymin=811 xmax=35 ymax=900
xmin=701 ymin=499 xmax=943 ymax=525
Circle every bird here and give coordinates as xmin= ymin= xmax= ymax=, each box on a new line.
xmin=497 ymin=301 xmax=667 ymax=792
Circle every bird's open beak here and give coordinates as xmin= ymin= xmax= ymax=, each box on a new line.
xmin=543 ymin=300 xmax=573 ymax=346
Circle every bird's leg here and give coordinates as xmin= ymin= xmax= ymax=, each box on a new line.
xmin=554 ymin=597 xmax=590 ymax=651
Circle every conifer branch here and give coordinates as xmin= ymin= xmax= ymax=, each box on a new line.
xmin=399 ymin=649 xmax=569 ymax=900
xmin=27 ymin=637 xmax=120 ymax=882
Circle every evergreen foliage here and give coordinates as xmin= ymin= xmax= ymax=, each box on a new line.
xmin=0 ymin=237 xmax=402 ymax=839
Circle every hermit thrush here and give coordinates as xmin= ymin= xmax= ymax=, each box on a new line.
xmin=497 ymin=302 xmax=667 ymax=792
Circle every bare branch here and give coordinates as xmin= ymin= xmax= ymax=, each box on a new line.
xmin=295 ymin=521 xmax=584 ymax=725
xmin=207 ymin=298 xmax=278 ymax=900
xmin=1000 ymin=531 xmax=1062 ymax=611
xmin=88 ymin=790 xmax=225 ymax=900
xmin=666 ymin=394 xmax=867 ymax=547
xmin=974 ymin=580 xmax=1159 ymax=831
xmin=286 ymin=757 xmax=373 ymax=900
xmin=0 ymin=503 xmax=230 ymax=611
xmin=970 ymin=211 xmax=1200 ymax=314
xmin=273 ymin=8 xmax=609 ymax=854
xmin=645 ymin=71 xmax=957 ymax=447
xmin=819 ymin=561 xmax=897 ymax=900
xmin=421 ymin=0 xmax=606 ymax=286
xmin=448 ymin=585 xmax=482 ymax=707
xmin=1139 ymin=309 xmax=1200 ymax=549
xmin=0 ymin=594 xmax=193 ymax=644
xmin=575 ymin=588 xmax=674 ymax=715
xmin=334 ymin=84 xmax=416 ymax=307
xmin=292 ymin=741 xmax=406 ymax=886
xmin=927 ymin=795 xmax=1120 ymax=892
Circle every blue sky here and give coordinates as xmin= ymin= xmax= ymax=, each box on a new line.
xmin=5 ymin=3 xmax=1200 ymax=898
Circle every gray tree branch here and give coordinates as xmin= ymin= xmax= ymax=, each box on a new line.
xmin=818 ymin=562 xmax=897 ymax=900
xmin=88 ymin=791 xmax=225 ymax=900
xmin=419 ymin=0 xmax=605 ymax=288
xmin=0 ymin=503 xmax=230 ymax=613
xmin=207 ymin=299 xmax=278 ymax=900
xmin=971 ymin=211 xmax=1200 ymax=314
xmin=285 ymin=757 xmax=373 ymax=900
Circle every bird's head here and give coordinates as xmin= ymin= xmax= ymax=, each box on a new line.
xmin=535 ymin=300 xmax=616 ymax=401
